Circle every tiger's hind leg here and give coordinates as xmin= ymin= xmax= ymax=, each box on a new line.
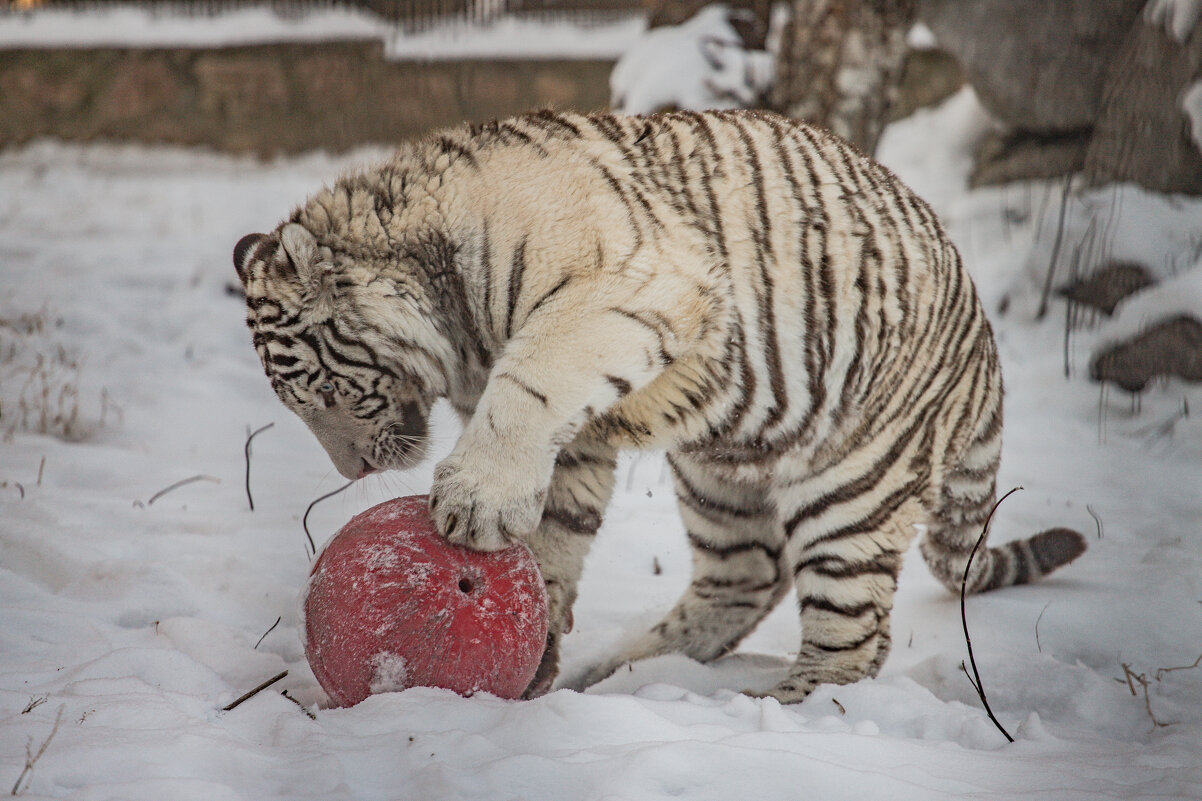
xmin=764 ymin=439 xmax=934 ymax=705
xmin=566 ymin=451 xmax=789 ymax=690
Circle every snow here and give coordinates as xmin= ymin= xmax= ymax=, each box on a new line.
xmin=385 ymin=14 xmax=645 ymax=61
xmin=368 ymin=653 xmax=409 ymax=695
xmin=1183 ymin=80 xmax=1202 ymax=156
xmin=0 ymin=5 xmax=645 ymax=60
xmin=2 ymin=82 xmax=1202 ymax=801
xmin=0 ymin=5 xmax=391 ymax=49
xmin=1144 ymin=0 xmax=1202 ymax=43
xmin=610 ymin=5 xmax=773 ymax=114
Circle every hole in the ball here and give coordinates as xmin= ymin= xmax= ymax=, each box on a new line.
xmin=458 ymin=577 xmax=474 ymax=594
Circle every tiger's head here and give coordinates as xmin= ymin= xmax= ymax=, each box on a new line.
xmin=233 ymin=222 xmax=451 ymax=480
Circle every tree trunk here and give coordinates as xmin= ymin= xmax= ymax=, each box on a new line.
xmin=771 ymin=0 xmax=917 ymax=154
xmin=1084 ymin=18 xmax=1202 ymax=195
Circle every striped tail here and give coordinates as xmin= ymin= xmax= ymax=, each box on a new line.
xmin=957 ymin=527 xmax=1087 ymax=594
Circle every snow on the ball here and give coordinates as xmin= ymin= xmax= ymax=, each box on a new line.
xmin=362 ymin=542 xmax=403 ymax=571
xmin=369 ymin=653 xmax=410 ymax=695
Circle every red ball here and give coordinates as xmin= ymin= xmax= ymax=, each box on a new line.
xmin=302 ymin=495 xmax=548 ymax=706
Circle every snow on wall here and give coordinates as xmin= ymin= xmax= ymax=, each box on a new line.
xmin=0 ymin=4 xmax=645 ymax=59
xmin=387 ymin=14 xmax=645 ymax=61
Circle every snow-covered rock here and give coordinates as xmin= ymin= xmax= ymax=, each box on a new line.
xmin=610 ymin=5 xmax=774 ymax=114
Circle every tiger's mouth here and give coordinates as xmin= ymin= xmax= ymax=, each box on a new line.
xmin=370 ymin=408 xmax=430 ymax=473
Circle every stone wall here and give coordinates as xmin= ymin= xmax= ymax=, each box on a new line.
xmin=0 ymin=41 xmax=615 ymax=154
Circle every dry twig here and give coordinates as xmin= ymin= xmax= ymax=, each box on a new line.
xmin=959 ymin=486 xmax=1022 ymax=744
xmin=1121 ymin=663 xmax=1167 ymax=728
xmin=221 ymin=670 xmax=289 ymax=712
xmin=281 ymin=690 xmax=317 ymax=720
xmin=1086 ymin=505 xmax=1104 ymax=540
xmin=1037 ymin=174 xmax=1074 ymax=320
xmin=11 ymin=704 xmax=64 ymax=795
xmin=243 ymin=422 xmax=274 ymax=511
xmin=1156 ymin=652 xmax=1202 ymax=681
xmin=146 ymin=474 xmax=220 ymax=506
xmin=1034 ymin=601 xmax=1052 ymax=654
xmin=302 ymin=480 xmax=354 ymax=558
xmin=19 ymin=697 xmax=46 ymax=715
xmin=254 ymin=616 xmax=282 ymax=650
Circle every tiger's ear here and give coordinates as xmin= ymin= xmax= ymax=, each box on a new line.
xmin=280 ymin=223 xmax=327 ymax=288
xmin=280 ymin=223 xmax=339 ymax=317
xmin=233 ymin=232 xmax=265 ymax=285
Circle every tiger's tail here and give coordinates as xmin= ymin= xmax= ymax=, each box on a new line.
xmin=923 ymin=522 xmax=1088 ymax=595
xmin=920 ymin=407 xmax=1087 ymax=594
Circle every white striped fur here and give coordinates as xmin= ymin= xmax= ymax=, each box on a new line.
xmin=234 ymin=109 xmax=1086 ymax=703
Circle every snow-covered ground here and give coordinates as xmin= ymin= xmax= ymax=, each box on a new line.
xmin=2 ymin=70 xmax=1201 ymax=801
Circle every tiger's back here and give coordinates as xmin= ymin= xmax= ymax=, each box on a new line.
xmin=235 ymin=109 xmax=1085 ymax=702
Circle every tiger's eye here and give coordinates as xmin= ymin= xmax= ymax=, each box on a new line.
xmin=317 ymin=381 xmax=337 ymax=407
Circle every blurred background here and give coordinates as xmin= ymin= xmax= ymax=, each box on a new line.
xmin=1 ymin=0 xmax=1198 ymax=197
xmin=8 ymin=0 xmax=1198 ymax=382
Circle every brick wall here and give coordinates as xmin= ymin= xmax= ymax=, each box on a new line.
xmin=0 ymin=41 xmax=615 ymax=153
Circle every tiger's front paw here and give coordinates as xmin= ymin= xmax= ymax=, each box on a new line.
xmin=429 ymin=453 xmax=548 ymax=551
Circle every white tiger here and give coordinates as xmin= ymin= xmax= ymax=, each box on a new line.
xmin=233 ymin=109 xmax=1086 ymax=703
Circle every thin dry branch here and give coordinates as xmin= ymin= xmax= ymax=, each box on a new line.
xmin=1086 ymin=505 xmax=1104 ymax=540
xmin=11 ymin=704 xmax=64 ymax=795
xmin=145 ymin=474 xmax=220 ymax=506
xmin=1037 ymin=174 xmax=1075 ymax=320
xmin=1121 ymin=663 xmax=1167 ymax=728
xmin=1034 ymin=601 xmax=1052 ymax=654
xmin=281 ymin=689 xmax=317 ymax=720
xmin=243 ymin=422 xmax=274 ymax=512
xmin=19 ymin=697 xmax=46 ymax=715
xmin=959 ymin=486 xmax=1023 ymax=744
xmin=302 ymin=480 xmax=354 ymax=558
xmin=221 ymin=670 xmax=288 ymax=712
xmin=1155 ymin=652 xmax=1202 ymax=681
xmin=254 ymin=616 xmax=282 ymax=650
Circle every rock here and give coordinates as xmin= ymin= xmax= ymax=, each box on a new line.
xmin=1057 ymin=261 xmax=1156 ymax=316
xmin=1089 ymin=315 xmax=1202 ymax=392
xmin=920 ymin=0 xmax=1143 ymax=133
